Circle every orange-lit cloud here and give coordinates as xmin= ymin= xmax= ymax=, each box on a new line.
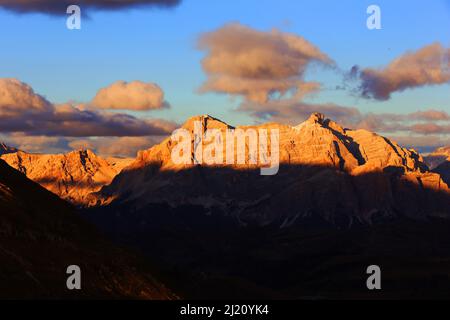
xmin=69 ymin=136 xmax=161 ymax=157
xmin=409 ymin=123 xmax=450 ymax=135
xmin=198 ymin=23 xmax=332 ymax=104
xmin=352 ymin=43 xmax=450 ymax=100
xmin=5 ymin=133 xmax=68 ymax=154
xmin=0 ymin=78 xmax=177 ymax=137
xmin=241 ymin=98 xmax=450 ymax=137
xmin=92 ymin=81 xmax=168 ymax=111
xmin=240 ymin=100 xmax=361 ymax=126
xmin=0 ymin=78 xmax=52 ymax=116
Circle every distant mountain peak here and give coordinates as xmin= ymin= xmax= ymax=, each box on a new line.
xmin=294 ymin=112 xmax=345 ymax=134
xmin=306 ymin=112 xmax=325 ymax=124
xmin=424 ymin=146 xmax=450 ymax=169
xmin=182 ymin=114 xmax=235 ymax=131
xmin=431 ymin=146 xmax=450 ymax=158
xmin=0 ymin=149 xmax=132 ymax=206
xmin=0 ymin=142 xmax=18 ymax=155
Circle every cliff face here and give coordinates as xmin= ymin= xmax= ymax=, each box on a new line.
xmin=1 ymin=149 xmax=132 ymax=206
xmin=92 ymin=113 xmax=450 ymax=227
xmin=0 ymin=159 xmax=175 ymax=299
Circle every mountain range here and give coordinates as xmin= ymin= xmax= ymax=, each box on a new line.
xmin=1 ymin=150 xmax=132 ymax=205
xmin=3 ymin=113 xmax=450 ymax=298
xmin=82 ymin=114 xmax=450 ymax=298
xmin=90 ymin=113 xmax=450 ymax=227
xmin=3 ymin=113 xmax=449 ymax=225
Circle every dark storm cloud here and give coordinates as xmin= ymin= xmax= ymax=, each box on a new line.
xmin=0 ymin=103 xmax=177 ymax=137
xmin=0 ymin=0 xmax=181 ymax=15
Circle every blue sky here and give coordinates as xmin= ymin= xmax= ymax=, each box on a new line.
xmin=0 ymin=0 xmax=449 ymax=154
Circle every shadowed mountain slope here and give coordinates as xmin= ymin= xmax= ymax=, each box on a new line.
xmin=0 ymin=159 xmax=175 ymax=299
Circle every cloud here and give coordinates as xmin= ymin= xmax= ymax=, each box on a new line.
xmin=0 ymin=0 xmax=181 ymax=15
xmin=240 ymin=100 xmax=361 ymax=126
xmin=387 ymin=135 xmax=450 ymax=154
xmin=408 ymin=123 xmax=450 ymax=135
xmin=3 ymin=134 xmax=161 ymax=157
xmin=198 ymin=23 xmax=333 ymax=104
xmin=0 ymin=78 xmax=52 ymax=116
xmin=91 ymin=81 xmax=168 ymax=111
xmin=5 ymin=133 xmax=69 ymax=154
xmin=407 ymin=110 xmax=450 ymax=121
xmin=69 ymin=136 xmax=162 ymax=157
xmin=39 ymin=103 xmax=176 ymax=136
xmin=0 ymin=78 xmax=177 ymax=137
xmin=240 ymin=97 xmax=450 ymax=139
xmin=352 ymin=43 xmax=450 ymax=100
xmin=67 ymin=139 xmax=95 ymax=151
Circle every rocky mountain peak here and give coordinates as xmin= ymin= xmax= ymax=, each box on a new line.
xmin=0 ymin=149 xmax=132 ymax=206
xmin=182 ymin=114 xmax=234 ymax=132
xmin=306 ymin=112 xmax=325 ymax=125
xmin=0 ymin=142 xmax=18 ymax=155
xmin=432 ymin=146 xmax=450 ymax=157
xmin=425 ymin=146 xmax=450 ymax=169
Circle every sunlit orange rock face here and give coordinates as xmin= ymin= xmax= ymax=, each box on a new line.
xmin=1 ymin=149 xmax=132 ymax=206
xmin=91 ymin=113 xmax=450 ymax=227
xmin=117 ymin=113 xmax=430 ymax=173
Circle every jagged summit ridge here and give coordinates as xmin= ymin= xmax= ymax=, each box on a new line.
xmin=128 ymin=112 xmax=427 ymax=175
xmin=115 ymin=111 xmax=436 ymax=175
xmin=1 ymin=149 xmax=132 ymax=205
xmin=91 ymin=113 xmax=450 ymax=227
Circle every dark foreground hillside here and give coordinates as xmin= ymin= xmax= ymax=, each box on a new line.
xmin=0 ymin=159 xmax=176 ymax=299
